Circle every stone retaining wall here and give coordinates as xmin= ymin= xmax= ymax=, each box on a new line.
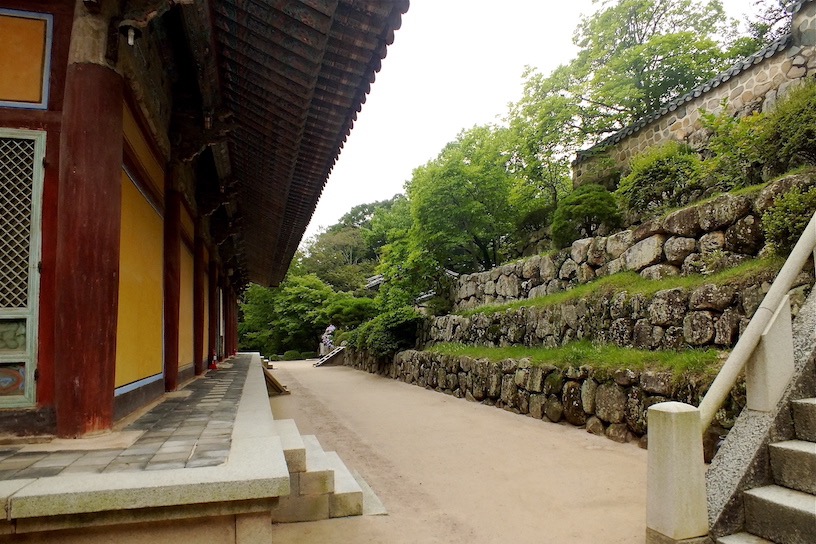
xmin=452 ymin=173 xmax=816 ymax=313
xmin=435 ymin=274 xmax=811 ymax=351
xmin=344 ymin=349 xmax=741 ymax=458
xmin=573 ymin=1 xmax=816 ymax=186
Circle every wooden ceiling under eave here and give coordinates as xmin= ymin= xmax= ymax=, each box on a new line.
xmin=208 ymin=0 xmax=409 ymax=287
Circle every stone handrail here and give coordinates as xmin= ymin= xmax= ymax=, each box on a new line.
xmin=698 ymin=210 xmax=816 ymax=429
xmin=646 ymin=211 xmax=816 ymax=544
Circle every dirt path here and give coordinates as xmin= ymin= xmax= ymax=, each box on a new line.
xmin=268 ymin=361 xmax=647 ymax=544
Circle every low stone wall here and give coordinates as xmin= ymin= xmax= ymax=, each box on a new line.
xmin=452 ymin=173 xmax=816 ymax=313
xmin=436 ymin=275 xmax=811 ymax=351
xmin=573 ymin=1 xmax=816 ymax=186
xmin=344 ymin=349 xmax=741 ymax=458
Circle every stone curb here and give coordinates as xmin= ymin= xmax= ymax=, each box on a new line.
xmin=1 ymin=353 xmax=289 ymax=522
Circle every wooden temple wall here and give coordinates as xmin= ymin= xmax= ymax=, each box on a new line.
xmin=0 ymin=1 xmax=239 ymax=437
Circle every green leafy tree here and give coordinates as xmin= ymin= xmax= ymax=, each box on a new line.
xmin=573 ymin=0 xmax=739 ymax=123
xmin=239 ymin=274 xmax=337 ymax=354
xmin=747 ymin=0 xmax=793 ymax=45
xmin=331 ymin=196 xmax=400 ymax=232
xmin=509 ymin=0 xmax=748 ymax=175
xmin=300 ymin=226 xmax=375 ymax=292
xmin=407 ymin=125 xmax=519 ymax=272
xmin=551 ymin=184 xmax=621 ymax=248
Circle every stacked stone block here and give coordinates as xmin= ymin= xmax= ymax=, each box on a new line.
xmin=452 ymin=173 xmax=816 ymax=316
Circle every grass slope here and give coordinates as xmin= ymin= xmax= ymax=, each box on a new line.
xmin=427 ymin=341 xmax=724 ymax=377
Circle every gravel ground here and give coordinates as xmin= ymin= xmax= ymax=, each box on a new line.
xmin=269 ymin=360 xmax=647 ymax=544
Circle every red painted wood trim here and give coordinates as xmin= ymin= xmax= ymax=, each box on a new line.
xmin=0 ymin=2 xmax=74 ymax=420
xmin=54 ymin=62 xmax=123 ymax=438
xmin=122 ymin=143 xmax=164 ymax=215
xmin=193 ymin=228 xmax=205 ymax=375
xmin=163 ymin=188 xmax=181 ymax=391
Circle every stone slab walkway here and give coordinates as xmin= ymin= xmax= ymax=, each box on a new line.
xmin=0 ymin=360 xmax=245 ymax=480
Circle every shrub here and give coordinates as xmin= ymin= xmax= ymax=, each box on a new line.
xmin=617 ymin=141 xmax=703 ymax=214
xmin=761 ymin=185 xmax=816 ymax=254
xmin=301 ymin=351 xmax=318 ymax=359
xmin=282 ymin=350 xmax=303 ymax=361
xmin=762 ymin=79 xmax=816 ymax=175
xmin=348 ymin=307 xmax=425 ymax=357
xmin=551 ymin=184 xmax=621 ymax=248
xmin=321 ymin=296 xmax=378 ymax=330
xmin=700 ymin=107 xmax=767 ymax=192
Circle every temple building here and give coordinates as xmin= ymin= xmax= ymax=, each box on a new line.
xmin=0 ymin=0 xmax=408 ymax=438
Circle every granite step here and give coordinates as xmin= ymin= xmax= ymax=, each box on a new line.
xmin=769 ymin=440 xmax=816 ymax=495
xmin=273 ymin=419 xmax=305 ymax=473
xmin=324 ymin=451 xmax=363 ymax=518
xmin=792 ymin=399 xmax=816 ymax=442
xmin=299 ymin=435 xmax=334 ymax=496
xmin=744 ymin=485 xmax=816 ymax=544
xmin=717 ymin=533 xmax=774 ymax=544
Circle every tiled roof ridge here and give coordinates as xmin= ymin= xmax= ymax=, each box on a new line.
xmin=575 ymin=0 xmax=813 ymax=164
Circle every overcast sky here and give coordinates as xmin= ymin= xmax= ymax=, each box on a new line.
xmin=303 ymin=0 xmax=754 ymax=240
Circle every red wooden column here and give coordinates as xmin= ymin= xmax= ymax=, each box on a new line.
xmin=193 ymin=228 xmax=205 ymax=375
xmin=54 ymin=3 xmax=123 ymax=437
xmin=226 ymin=287 xmax=236 ymax=357
xmin=223 ymin=288 xmax=232 ymax=357
xmin=163 ymin=188 xmax=181 ymax=391
xmin=230 ymin=288 xmax=238 ymax=355
xmin=207 ymin=260 xmax=218 ymax=366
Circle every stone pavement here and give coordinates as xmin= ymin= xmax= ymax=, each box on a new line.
xmin=0 ymin=359 xmax=246 ymax=480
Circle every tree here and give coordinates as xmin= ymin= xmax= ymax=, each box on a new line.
xmin=746 ymin=0 xmax=794 ymax=45
xmin=551 ymin=184 xmax=622 ymax=247
xmin=239 ymin=275 xmax=336 ymax=354
xmin=407 ymin=125 xmax=519 ymax=272
xmin=508 ymin=0 xmax=749 ymax=173
xmin=506 ymin=65 xmax=582 ymax=229
xmin=572 ymin=0 xmax=738 ymax=124
xmin=300 ymin=226 xmax=375 ymax=292
xmin=331 ymin=196 xmax=401 ymax=231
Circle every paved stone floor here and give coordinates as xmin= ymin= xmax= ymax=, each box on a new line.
xmin=0 ymin=357 xmax=247 ymax=480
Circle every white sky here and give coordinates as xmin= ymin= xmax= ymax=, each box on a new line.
xmin=304 ymin=0 xmax=754 ymax=240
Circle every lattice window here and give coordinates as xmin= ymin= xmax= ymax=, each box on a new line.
xmin=0 ymin=137 xmax=34 ymax=310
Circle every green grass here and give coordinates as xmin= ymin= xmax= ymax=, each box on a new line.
xmin=458 ymin=257 xmax=783 ymax=317
xmin=427 ymin=341 xmax=724 ymax=377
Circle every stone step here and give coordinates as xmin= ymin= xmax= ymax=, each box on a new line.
xmin=324 ymin=451 xmax=363 ymax=518
xmin=273 ymin=419 xmax=306 ymax=473
xmin=299 ymin=434 xmax=334 ymax=495
xmin=744 ymin=485 xmax=816 ymax=544
xmin=792 ymin=398 xmax=816 ymax=442
xmin=717 ymin=533 xmax=775 ymax=544
xmin=769 ymin=440 xmax=816 ymax=494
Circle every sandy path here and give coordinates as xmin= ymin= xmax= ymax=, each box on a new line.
xmin=268 ymin=360 xmax=647 ymax=544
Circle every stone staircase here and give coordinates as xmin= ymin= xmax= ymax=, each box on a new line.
xmin=717 ymin=398 xmax=816 ymax=544
xmin=271 ymin=418 xmax=364 ymax=522
xmin=314 ymin=346 xmax=345 ymax=367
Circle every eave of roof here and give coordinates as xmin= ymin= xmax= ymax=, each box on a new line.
xmin=210 ymin=0 xmax=409 ymax=287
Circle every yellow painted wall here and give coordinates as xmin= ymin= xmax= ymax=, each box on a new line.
xmin=123 ymin=102 xmax=164 ymax=201
xmin=178 ymin=243 xmax=194 ymax=371
xmin=0 ymin=14 xmax=47 ymax=104
xmin=116 ymin=171 xmax=164 ymax=388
